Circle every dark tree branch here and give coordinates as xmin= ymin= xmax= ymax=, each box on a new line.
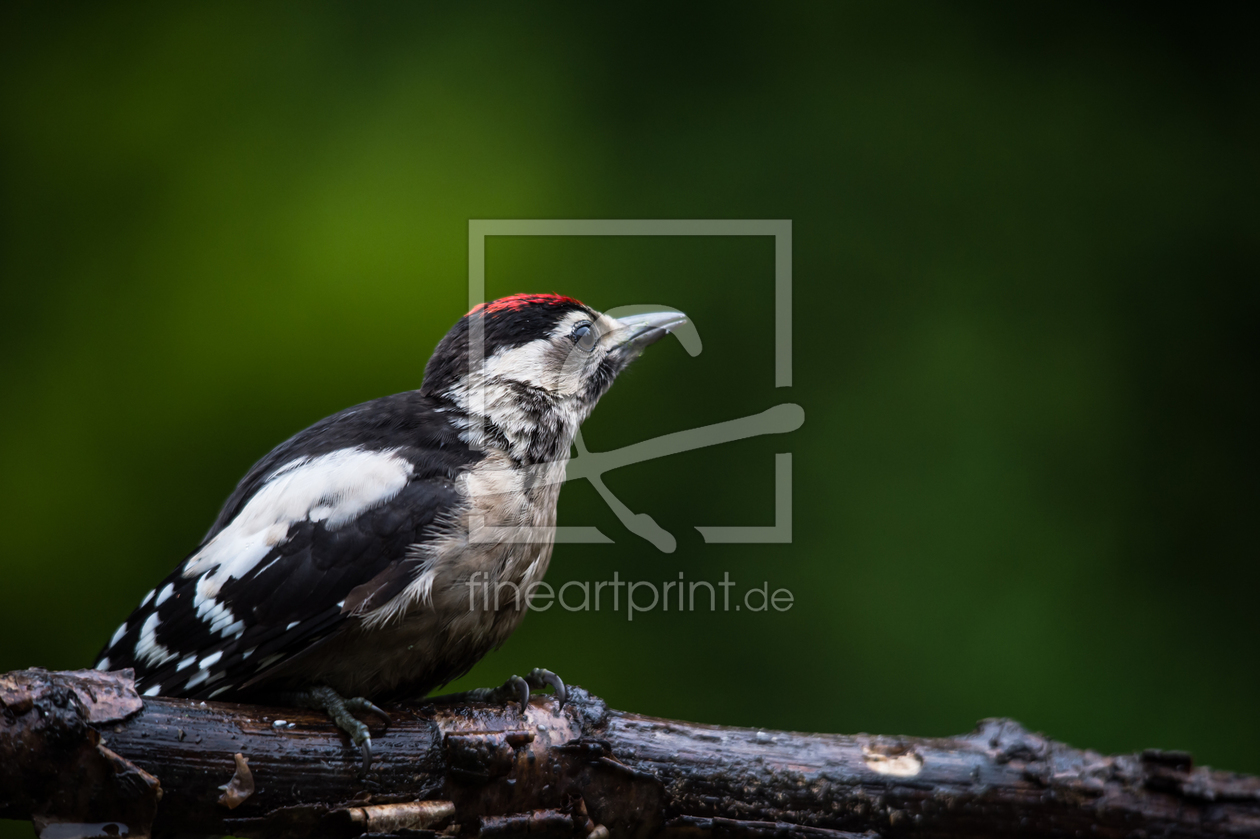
xmin=2 ymin=669 xmax=1258 ymax=839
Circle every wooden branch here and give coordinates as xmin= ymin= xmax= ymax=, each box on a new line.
xmin=3 ymin=669 xmax=1258 ymax=839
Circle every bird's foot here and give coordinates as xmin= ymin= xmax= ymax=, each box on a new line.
xmin=287 ymin=685 xmax=390 ymax=773
xmin=428 ymin=667 xmax=566 ymax=711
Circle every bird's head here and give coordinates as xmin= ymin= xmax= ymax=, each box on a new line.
xmin=421 ymin=293 xmax=686 ymax=462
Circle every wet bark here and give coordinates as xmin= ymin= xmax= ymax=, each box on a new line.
xmin=2 ymin=668 xmax=1258 ymax=839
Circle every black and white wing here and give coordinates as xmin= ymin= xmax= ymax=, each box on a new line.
xmin=94 ymin=392 xmax=476 ymax=700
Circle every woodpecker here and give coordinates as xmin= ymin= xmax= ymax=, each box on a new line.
xmin=94 ymin=293 xmax=686 ymax=769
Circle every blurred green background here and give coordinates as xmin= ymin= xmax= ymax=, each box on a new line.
xmin=2 ymin=5 xmax=1257 ymax=824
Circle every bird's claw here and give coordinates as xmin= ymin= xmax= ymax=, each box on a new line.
xmin=525 ymin=667 xmax=567 ymax=708
xmin=425 ymin=667 xmax=567 ymax=711
xmin=290 ymin=685 xmax=388 ymax=774
xmin=500 ymin=667 xmax=566 ymax=710
xmin=506 ymin=674 xmax=530 ymax=709
xmin=345 ymin=696 xmax=392 ymax=727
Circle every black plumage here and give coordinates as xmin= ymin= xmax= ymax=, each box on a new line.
xmin=98 ymin=391 xmax=479 ymax=701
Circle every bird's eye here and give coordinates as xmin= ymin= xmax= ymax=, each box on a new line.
xmin=571 ymin=322 xmax=597 ymax=351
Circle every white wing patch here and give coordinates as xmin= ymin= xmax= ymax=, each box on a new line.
xmin=181 ymin=446 xmax=414 ymax=628
xmin=135 ymin=612 xmax=177 ymax=668
xmin=185 ymin=668 xmax=223 ymax=690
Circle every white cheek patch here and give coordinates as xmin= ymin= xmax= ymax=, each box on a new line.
xmin=182 ymin=446 xmax=414 ymax=627
xmin=444 ymin=308 xmax=615 ymax=459
xmin=481 ymin=338 xmax=560 ymax=390
xmin=478 ymin=311 xmax=603 ymax=393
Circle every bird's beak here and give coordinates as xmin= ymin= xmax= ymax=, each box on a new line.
xmin=609 ymin=310 xmax=689 ymax=351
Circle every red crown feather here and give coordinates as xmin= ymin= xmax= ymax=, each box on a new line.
xmin=467 ymin=293 xmax=584 ymax=317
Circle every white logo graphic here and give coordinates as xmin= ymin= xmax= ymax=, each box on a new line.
xmin=469 ymin=219 xmax=801 ymax=552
